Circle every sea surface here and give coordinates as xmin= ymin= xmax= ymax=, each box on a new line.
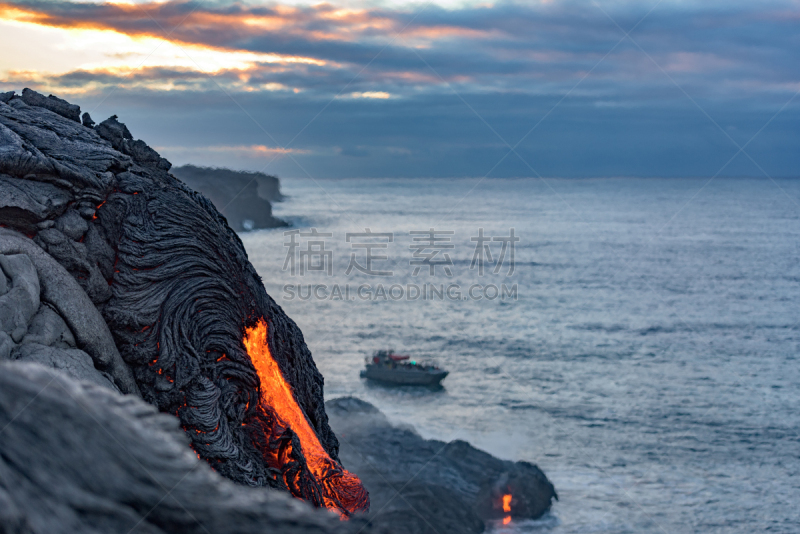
xmin=239 ymin=177 xmax=800 ymax=534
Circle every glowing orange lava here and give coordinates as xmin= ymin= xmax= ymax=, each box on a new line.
xmin=244 ymin=319 xmax=367 ymax=516
xmin=502 ymin=493 xmax=512 ymax=525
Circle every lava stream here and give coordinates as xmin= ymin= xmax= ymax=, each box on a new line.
xmin=244 ymin=319 xmax=368 ymax=516
xmin=502 ymin=493 xmax=512 ymax=525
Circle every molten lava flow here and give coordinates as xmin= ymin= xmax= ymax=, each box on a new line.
xmin=502 ymin=493 xmax=512 ymax=525
xmin=244 ymin=319 xmax=368 ymax=516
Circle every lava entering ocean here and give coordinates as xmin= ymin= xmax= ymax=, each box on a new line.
xmin=244 ymin=319 xmax=369 ymax=517
xmin=502 ymin=493 xmax=512 ymax=525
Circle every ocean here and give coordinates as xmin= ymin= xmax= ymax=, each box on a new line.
xmin=239 ymin=176 xmax=800 ymax=533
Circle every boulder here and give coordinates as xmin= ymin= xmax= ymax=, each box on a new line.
xmin=0 ymin=231 xmax=138 ymax=395
xmin=0 ymin=247 xmax=126 ymax=394
xmin=54 ymin=210 xmax=88 ymax=241
xmin=326 ymin=397 xmax=558 ymax=533
xmin=0 ymin=120 xmax=59 ymax=181
xmin=20 ymin=305 xmax=76 ymax=349
xmin=0 ymin=254 xmax=40 ymax=342
xmin=21 ymin=88 xmax=81 ymax=123
xmin=0 ymin=175 xmax=71 ymax=232
xmin=12 ymin=343 xmax=118 ymax=391
xmin=81 ymin=112 xmax=94 ymax=128
xmin=96 ymin=115 xmax=171 ymax=171
xmin=0 ymin=97 xmax=125 ymax=191
xmin=34 ymin=226 xmax=111 ymax=304
xmin=94 ymin=114 xmax=133 ymax=149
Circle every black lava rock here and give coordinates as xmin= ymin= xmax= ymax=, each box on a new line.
xmin=326 ymin=397 xmax=558 ymax=533
xmin=81 ymin=112 xmax=95 ymax=128
xmin=0 ymin=362 xmax=373 ymax=534
xmin=20 ymin=88 xmax=81 ymax=123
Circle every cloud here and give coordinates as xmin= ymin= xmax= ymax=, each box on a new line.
xmin=3 ymin=0 xmax=799 ymax=100
xmin=158 ymin=144 xmax=311 ymax=157
xmin=155 ymin=144 xmax=312 ymax=168
xmin=1 ymin=0 xmax=798 ymax=177
xmin=346 ymin=91 xmax=391 ymax=99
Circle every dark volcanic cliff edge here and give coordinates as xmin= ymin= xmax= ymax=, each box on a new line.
xmin=326 ymin=397 xmax=558 ymax=534
xmin=170 ymin=165 xmax=286 ymax=232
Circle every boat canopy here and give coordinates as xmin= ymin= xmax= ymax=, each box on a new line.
xmin=388 ymin=354 xmax=410 ymax=361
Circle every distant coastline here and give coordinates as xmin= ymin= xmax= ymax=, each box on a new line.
xmin=171 ymin=165 xmax=288 ymax=231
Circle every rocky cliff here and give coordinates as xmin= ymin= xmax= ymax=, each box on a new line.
xmin=170 ymin=165 xmax=286 ymax=232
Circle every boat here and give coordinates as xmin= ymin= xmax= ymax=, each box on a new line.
xmin=360 ymin=350 xmax=448 ymax=386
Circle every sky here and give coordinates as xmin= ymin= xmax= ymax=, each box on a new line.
xmin=0 ymin=0 xmax=798 ymax=178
